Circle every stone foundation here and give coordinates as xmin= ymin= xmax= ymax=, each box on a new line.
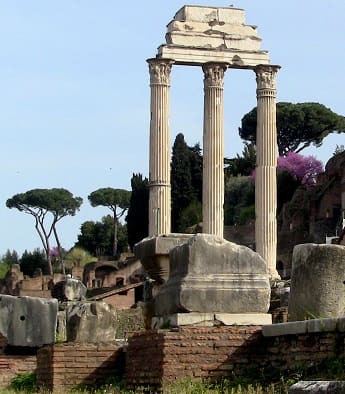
xmin=126 ymin=321 xmax=345 ymax=389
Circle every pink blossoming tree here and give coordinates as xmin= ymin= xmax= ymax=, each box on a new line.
xmin=277 ymin=152 xmax=324 ymax=185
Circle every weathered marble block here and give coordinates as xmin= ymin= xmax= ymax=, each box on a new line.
xmin=0 ymin=294 xmax=57 ymax=347
xmin=288 ymin=244 xmax=345 ymax=321
xmin=66 ymin=301 xmax=117 ymax=342
xmin=154 ymin=234 xmax=271 ymax=316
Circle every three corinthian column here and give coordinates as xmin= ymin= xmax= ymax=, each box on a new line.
xmin=147 ymin=59 xmax=280 ymax=278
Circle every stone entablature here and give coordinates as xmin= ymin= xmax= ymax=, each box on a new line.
xmin=160 ymin=5 xmax=269 ymax=67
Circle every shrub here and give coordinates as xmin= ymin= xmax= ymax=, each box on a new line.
xmin=10 ymin=372 xmax=36 ymax=392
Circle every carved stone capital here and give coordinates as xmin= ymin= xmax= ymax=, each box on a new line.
xmin=255 ymin=65 xmax=280 ymax=90
xmin=203 ymin=62 xmax=228 ymax=88
xmin=147 ymin=58 xmax=174 ymax=85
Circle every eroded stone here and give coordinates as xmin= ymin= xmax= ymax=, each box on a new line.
xmin=66 ymin=301 xmax=117 ymax=342
xmin=0 ymin=294 xmax=57 ymax=347
xmin=288 ymin=244 xmax=345 ymax=321
xmin=154 ymin=234 xmax=270 ymax=316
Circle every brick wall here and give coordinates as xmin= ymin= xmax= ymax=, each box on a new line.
xmin=0 ymin=354 xmax=37 ymax=388
xmin=0 ymin=335 xmax=37 ymax=389
xmin=36 ymin=341 xmax=124 ymax=392
xmin=126 ymin=326 xmax=345 ymax=389
xmin=126 ymin=326 xmax=263 ymax=387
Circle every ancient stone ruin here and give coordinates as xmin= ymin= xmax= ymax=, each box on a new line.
xmin=136 ymin=4 xmax=280 ymax=328
xmin=0 ymin=295 xmax=57 ymax=347
xmin=146 ymin=5 xmax=280 ymax=280
xmin=1 ymin=5 xmax=344 ymax=392
xmin=288 ymin=243 xmax=345 ymax=321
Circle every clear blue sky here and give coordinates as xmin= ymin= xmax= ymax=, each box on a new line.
xmin=1 ymin=1 xmax=344 ymax=256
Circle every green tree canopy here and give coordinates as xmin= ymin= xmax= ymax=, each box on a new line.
xmin=6 ymin=188 xmax=83 ymax=274
xmin=76 ymin=215 xmax=128 ymax=257
xmin=126 ymin=173 xmax=149 ymax=250
xmin=189 ymin=143 xmax=203 ymax=202
xmin=0 ymin=250 xmax=19 ymax=279
xmin=64 ymin=247 xmax=96 ymax=270
xmin=239 ymin=102 xmax=345 ymax=156
xmin=224 ymin=143 xmax=256 ymax=178
xmin=224 ymin=176 xmax=255 ymax=226
xmin=2 ymin=249 xmax=19 ymax=266
xmin=88 ymin=188 xmax=131 ymax=257
xmin=20 ymin=248 xmax=47 ymax=277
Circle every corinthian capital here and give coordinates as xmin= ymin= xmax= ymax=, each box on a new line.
xmin=147 ymin=58 xmax=174 ymax=85
xmin=255 ymin=65 xmax=281 ymax=90
xmin=203 ymin=62 xmax=228 ymax=88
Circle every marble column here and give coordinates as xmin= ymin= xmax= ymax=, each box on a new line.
xmin=255 ymin=64 xmax=281 ymax=279
xmin=147 ymin=58 xmax=174 ymax=236
xmin=202 ymin=62 xmax=227 ymax=238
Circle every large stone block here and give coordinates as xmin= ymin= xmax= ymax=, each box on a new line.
xmin=288 ymin=244 xmax=345 ymax=321
xmin=154 ymin=234 xmax=270 ymax=316
xmin=134 ymin=234 xmax=192 ymax=283
xmin=159 ymin=5 xmax=269 ymax=67
xmin=174 ymin=6 xmax=246 ymax=25
xmin=66 ymin=301 xmax=117 ymax=342
xmin=0 ymin=294 xmax=57 ymax=347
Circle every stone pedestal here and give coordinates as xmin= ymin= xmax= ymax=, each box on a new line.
xmin=154 ymin=234 xmax=271 ymax=317
xmin=147 ymin=58 xmax=174 ymax=236
xmin=202 ymin=63 xmax=227 ymax=238
xmin=255 ymin=65 xmax=280 ymax=279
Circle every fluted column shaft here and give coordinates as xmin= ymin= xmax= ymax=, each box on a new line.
xmin=147 ymin=58 xmax=174 ymax=236
xmin=255 ymin=65 xmax=281 ymax=279
xmin=202 ymin=63 xmax=227 ymax=238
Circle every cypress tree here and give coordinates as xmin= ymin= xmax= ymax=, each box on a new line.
xmin=126 ymin=173 xmax=149 ymax=249
xmin=171 ymin=133 xmax=195 ymax=232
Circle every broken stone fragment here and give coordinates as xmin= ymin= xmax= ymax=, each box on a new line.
xmin=0 ymin=294 xmax=57 ymax=347
xmin=66 ymin=301 xmax=117 ymax=342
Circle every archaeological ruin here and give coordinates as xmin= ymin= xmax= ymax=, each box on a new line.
xmin=1 ymin=5 xmax=345 ymax=392
xmin=146 ymin=5 xmax=280 ymax=279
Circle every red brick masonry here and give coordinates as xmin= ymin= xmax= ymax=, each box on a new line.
xmin=36 ymin=341 xmax=124 ymax=392
xmin=126 ymin=325 xmax=344 ymax=388
xmin=0 ymin=335 xmax=37 ymax=388
xmin=2 ymin=323 xmax=344 ymax=391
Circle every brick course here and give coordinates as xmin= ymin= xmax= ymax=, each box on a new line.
xmin=0 ymin=335 xmax=37 ymax=388
xmin=36 ymin=341 xmax=124 ymax=392
xmin=126 ymin=326 xmax=345 ymax=389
